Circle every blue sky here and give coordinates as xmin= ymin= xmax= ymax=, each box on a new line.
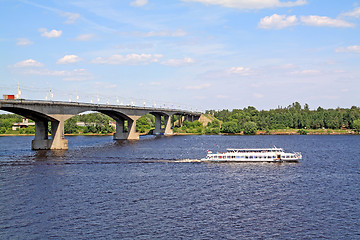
xmin=1 ymin=0 xmax=360 ymax=111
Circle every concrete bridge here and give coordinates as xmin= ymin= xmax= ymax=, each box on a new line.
xmin=0 ymin=99 xmax=201 ymax=150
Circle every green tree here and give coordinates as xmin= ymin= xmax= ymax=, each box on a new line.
xmin=65 ymin=118 xmax=79 ymax=134
xmin=353 ymin=119 xmax=360 ymax=133
xmin=243 ymin=121 xmax=257 ymax=135
xmin=220 ymin=121 xmax=239 ymax=134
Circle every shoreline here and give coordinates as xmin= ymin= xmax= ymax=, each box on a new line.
xmin=1 ymin=130 xmax=357 ymax=137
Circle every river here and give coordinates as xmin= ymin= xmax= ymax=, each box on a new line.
xmin=0 ymin=135 xmax=359 ymax=239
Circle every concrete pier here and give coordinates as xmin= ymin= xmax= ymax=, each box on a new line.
xmin=153 ymin=113 xmax=173 ymax=135
xmin=113 ymin=116 xmax=140 ymax=140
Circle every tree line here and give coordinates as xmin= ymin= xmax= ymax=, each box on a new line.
xmin=203 ymin=102 xmax=360 ymax=134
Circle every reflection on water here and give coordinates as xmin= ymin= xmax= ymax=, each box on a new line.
xmin=0 ymin=135 xmax=359 ymax=239
xmin=32 ymin=150 xmax=68 ymax=161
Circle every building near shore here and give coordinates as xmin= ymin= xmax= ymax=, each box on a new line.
xmin=12 ymin=118 xmax=35 ymax=130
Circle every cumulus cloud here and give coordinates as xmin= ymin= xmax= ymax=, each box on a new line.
xmin=182 ymin=0 xmax=307 ymax=9
xmin=92 ymin=54 xmax=163 ymax=65
xmin=335 ymin=45 xmax=360 ymax=54
xmin=12 ymin=59 xmax=44 ymax=68
xmin=341 ymin=7 xmax=360 ymax=18
xmin=39 ymin=28 xmax=63 ymax=38
xmin=130 ymin=0 xmax=148 ymax=7
xmin=258 ymin=14 xmax=298 ymax=29
xmin=228 ymin=66 xmax=251 ymax=75
xmin=162 ymin=57 xmax=195 ymax=66
xmin=74 ymin=34 xmax=95 ymax=41
xmin=300 ymin=15 xmax=355 ymax=28
xmin=57 ymin=55 xmax=82 ymax=64
xmin=16 ymin=38 xmax=33 ymax=46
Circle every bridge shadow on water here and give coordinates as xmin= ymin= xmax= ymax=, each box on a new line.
xmin=27 ymin=135 xmax=178 ymax=164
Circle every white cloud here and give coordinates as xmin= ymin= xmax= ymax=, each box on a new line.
xmin=258 ymin=14 xmax=298 ymax=29
xmin=300 ymin=15 xmax=355 ymax=28
xmin=57 ymin=55 xmax=82 ymax=64
xmin=185 ymin=83 xmax=211 ymax=89
xmin=341 ymin=7 xmax=360 ymax=18
xmin=335 ymin=45 xmax=360 ymax=54
xmin=39 ymin=28 xmax=63 ymax=38
xmin=92 ymin=54 xmax=163 ymax=65
xmin=74 ymin=34 xmax=95 ymax=41
xmin=228 ymin=66 xmax=251 ymax=75
xmin=130 ymin=0 xmax=148 ymax=7
xmin=63 ymin=12 xmax=80 ymax=24
xmin=20 ymin=68 xmax=92 ymax=81
xmin=16 ymin=38 xmax=33 ymax=46
xmin=162 ymin=57 xmax=195 ymax=66
xmin=182 ymin=0 xmax=307 ymax=9
xmin=12 ymin=59 xmax=44 ymax=68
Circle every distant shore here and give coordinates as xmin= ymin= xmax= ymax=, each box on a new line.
xmin=174 ymin=129 xmax=357 ymax=136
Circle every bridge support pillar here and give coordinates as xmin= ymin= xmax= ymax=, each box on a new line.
xmin=50 ymin=119 xmax=68 ymax=150
xmin=153 ymin=113 xmax=173 ymax=135
xmin=179 ymin=115 xmax=183 ymax=127
xmin=32 ymin=121 xmax=50 ymax=150
xmin=32 ymin=115 xmax=71 ymax=150
xmin=163 ymin=115 xmax=173 ymax=135
xmin=114 ymin=116 xmax=140 ymax=140
xmin=153 ymin=114 xmax=161 ymax=135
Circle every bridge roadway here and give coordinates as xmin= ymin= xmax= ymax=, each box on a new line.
xmin=0 ymin=99 xmax=201 ymax=150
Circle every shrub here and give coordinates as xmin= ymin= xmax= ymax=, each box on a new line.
xmin=0 ymin=127 xmax=6 ymax=134
xmin=25 ymin=126 xmax=35 ymax=134
xmin=297 ymin=129 xmax=308 ymax=135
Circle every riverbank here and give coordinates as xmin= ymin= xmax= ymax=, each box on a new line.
xmin=1 ymin=128 xmax=357 ymax=137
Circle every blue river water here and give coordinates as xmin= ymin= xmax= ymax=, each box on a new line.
xmin=0 ymin=135 xmax=359 ymax=239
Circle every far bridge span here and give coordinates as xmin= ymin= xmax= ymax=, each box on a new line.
xmin=0 ymin=99 xmax=201 ymax=150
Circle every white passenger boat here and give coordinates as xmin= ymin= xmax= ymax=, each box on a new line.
xmin=201 ymin=147 xmax=302 ymax=162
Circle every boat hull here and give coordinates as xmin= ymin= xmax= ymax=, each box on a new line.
xmin=200 ymin=159 xmax=300 ymax=163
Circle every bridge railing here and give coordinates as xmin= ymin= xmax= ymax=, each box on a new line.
xmin=0 ymin=99 xmax=203 ymax=115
